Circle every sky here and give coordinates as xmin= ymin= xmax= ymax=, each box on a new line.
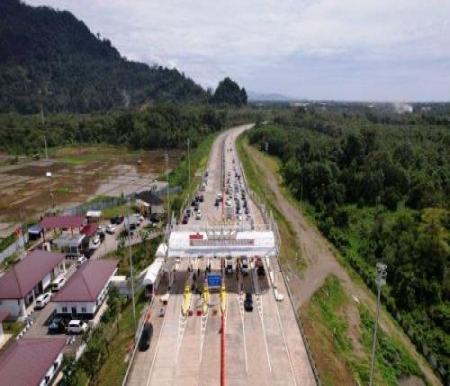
xmin=25 ymin=0 xmax=450 ymax=101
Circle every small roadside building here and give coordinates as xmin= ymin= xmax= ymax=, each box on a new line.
xmin=53 ymin=233 xmax=86 ymax=258
xmin=52 ymin=259 xmax=117 ymax=319
xmin=135 ymin=190 xmax=165 ymax=218
xmin=0 ymin=250 xmax=65 ymax=319
xmin=28 ymin=224 xmax=43 ymax=240
xmin=0 ymin=337 xmax=65 ymax=386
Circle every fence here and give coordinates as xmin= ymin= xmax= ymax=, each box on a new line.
xmin=0 ymin=232 xmax=28 ymax=264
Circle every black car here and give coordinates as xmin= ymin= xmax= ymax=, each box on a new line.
xmin=110 ymin=216 xmax=118 ymax=224
xmin=186 ymin=209 xmax=191 ymax=217
xmin=116 ymin=216 xmax=124 ymax=225
xmin=191 ymin=199 xmax=196 ymax=206
xmin=182 ymin=216 xmax=188 ymax=225
xmin=139 ymin=323 xmax=153 ymax=351
xmin=48 ymin=316 xmax=66 ymax=334
xmin=244 ymin=293 xmax=253 ymax=312
xmin=257 ymin=266 xmax=265 ymax=276
xmin=199 ymin=194 xmax=204 ymax=202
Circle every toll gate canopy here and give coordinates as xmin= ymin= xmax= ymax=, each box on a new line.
xmin=167 ymin=230 xmax=276 ymax=258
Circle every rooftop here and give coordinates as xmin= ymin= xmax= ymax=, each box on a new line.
xmin=40 ymin=215 xmax=84 ymax=230
xmin=0 ymin=250 xmax=65 ymax=299
xmin=0 ymin=337 xmax=65 ymax=386
xmin=53 ymin=259 xmax=117 ymax=302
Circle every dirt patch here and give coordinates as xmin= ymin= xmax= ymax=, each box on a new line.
xmin=0 ymin=146 xmax=181 ymax=224
xmin=399 ymin=375 xmax=426 ymax=386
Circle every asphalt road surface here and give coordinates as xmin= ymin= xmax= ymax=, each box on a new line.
xmin=126 ymin=125 xmax=316 ymax=385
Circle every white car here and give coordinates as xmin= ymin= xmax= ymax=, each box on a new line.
xmin=196 ymin=211 xmax=202 ymax=220
xmin=67 ymin=320 xmax=88 ymax=334
xmin=76 ymin=255 xmax=87 ymax=266
xmin=90 ymin=235 xmax=100 ymax=249
xmin=51 ymin=275 xmax=67 ymax=291
xmin=106 ymin=224 xmax=116 ymax=234
xmin=35 ymin=292 xmax=51 ymax=309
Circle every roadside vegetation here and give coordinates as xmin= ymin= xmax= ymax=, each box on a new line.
xmin=303 ymin=275 xmax=424 ymax=386
xmin=244 ymin=107 xmax=449 ymax=383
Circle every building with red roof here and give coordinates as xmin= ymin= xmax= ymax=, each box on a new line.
xmin=53 ymin=259 xmax=117 ymax=318
xmin=0 ymin=337 xmax=65 ymax=386
xmin=0 ymin=250 xmax=65 ymax=318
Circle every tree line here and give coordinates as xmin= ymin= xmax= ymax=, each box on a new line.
xmin=247 ymin=106 xmax=450 ymax=378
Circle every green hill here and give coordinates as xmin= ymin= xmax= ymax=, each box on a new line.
xmin=0 ymin=0 xmax=207 ymax=113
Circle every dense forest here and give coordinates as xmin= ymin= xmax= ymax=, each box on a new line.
xmin=0 ymin=0 xmax=247 ymax=113
xmin=0 ymin=105 xmax=266 ymax=155
xmin=247 ymin=106 xmax=450 ymax=380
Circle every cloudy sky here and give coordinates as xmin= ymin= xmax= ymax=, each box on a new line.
xmin=26 ymin=0 xmax=450 ymax=101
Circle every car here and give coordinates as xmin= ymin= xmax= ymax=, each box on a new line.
xmin=35 ymin=292 xmax=51 ymax=309
xmin=139 ymin=323 xmax=153 ymax=351
xmin=106 ymin=224 xmax=116 ymax=234
xmin=76 ymin=255 xmax=87 ymax=266
xmin=116 ymin=216 xmax=124 ymax=224
xmin=51 ymin=275 xmax=67 ymax=291
xmin=225 ymin=256 xmax=233 ymax=275
xmin=48 ymin=316 xmax=66 ymax=334
xmin=216 ymin=192 xmax=223 ymax=200
xmin=186 ymin=209 xmax=191 ymax=217
xmin=244 ymin=293 xmax=253 ymax=312
xmin=196 ymin=211 xmax=202 ymax=220
xmin=257 ymin=266 xmax=265 ymax=276
xmin=67 ymin=320 xmax=88 ymax=334
xmin=90 ymin=235 xmax=101 ymax=249
xmin=110 ymin=216 xmax=119 ymax=224
xmin=214 ymin=199 xmax=220 ymax=207
xmin=241 ymin=257 xmax=249 ymax=275
xmin=182 ymin=215 xmax=188 ymax=225
xmin=245 ymin=208 xmax=249 ymax=215
xmin=191 ymin=199 xmax=196 ymax=206
xmin=158 ymin=307 xmax=165 ymax=317
xmin=97 ymin=225 xmax=106 ymax=234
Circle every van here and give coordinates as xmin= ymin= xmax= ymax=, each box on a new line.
xmin=51 ymin=275 xmax=67 ymax=292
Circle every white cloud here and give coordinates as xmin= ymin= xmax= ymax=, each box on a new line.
xmin=24 ymin=0 xmax=450 ymax=100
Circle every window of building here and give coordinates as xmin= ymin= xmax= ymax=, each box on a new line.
xmin=81 ymin=307 xmax=87 ymax=313
xmin=62 ymin=306 xmax=68 ymax=313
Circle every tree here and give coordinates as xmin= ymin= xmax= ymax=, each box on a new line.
xmin=60 ymin=356 xmax=80 ymax=386
xmin=211 ymin=77 xmax=247 ymax=106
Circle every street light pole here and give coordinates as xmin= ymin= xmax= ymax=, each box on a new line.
xmin=369 ymin=262 xmax=387 ymax=386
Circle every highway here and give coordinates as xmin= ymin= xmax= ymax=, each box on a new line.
xmin=126 ymin=124 xmax=316 ymax=386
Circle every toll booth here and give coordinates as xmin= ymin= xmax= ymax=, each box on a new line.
xmin=207 ymin=273 xmax=222 ymax=292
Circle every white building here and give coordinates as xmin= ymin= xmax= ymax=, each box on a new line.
xmin=0 ymin=250 xmax=65 ymax=319
xmin=0 ymin=337 xmax=66 ymax=386
xmin=52 ymin=259 xmax=117 ymax=318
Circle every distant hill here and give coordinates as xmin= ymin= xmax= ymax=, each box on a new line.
xmin=0 ymin=0 xmax=207 ymax=113
xmin=248 ymin=90 xmax=294 ymax=102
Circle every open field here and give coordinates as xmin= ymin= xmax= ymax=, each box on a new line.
xmin=0 ymin=145 xmax=181 ymax=233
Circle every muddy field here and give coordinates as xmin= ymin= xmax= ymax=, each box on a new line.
xmin=0 ymin=146 xmax=182 ymax=235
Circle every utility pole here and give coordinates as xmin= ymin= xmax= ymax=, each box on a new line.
xmin=125 ymin=206 xmax=137 ymax=339
xmin=187 ymin=138 xmax=191 ymax=194
xmin=165 ymin=152 xmax=170 ymax=227
xmin=44 ymin=135 xmax=48 ymax=160
xmin=369 ymin=262 xmax=387 ymax=386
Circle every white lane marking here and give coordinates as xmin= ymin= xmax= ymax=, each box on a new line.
xmin=238 ymin=294 xmax=249 ymax=373
xmin=250 ymin=270 xmax=272 ymax=373
xmin=145 ymin=299 xmax=169 ymax=386
xmin=271 ymin=260 xmax=298 ymax=386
